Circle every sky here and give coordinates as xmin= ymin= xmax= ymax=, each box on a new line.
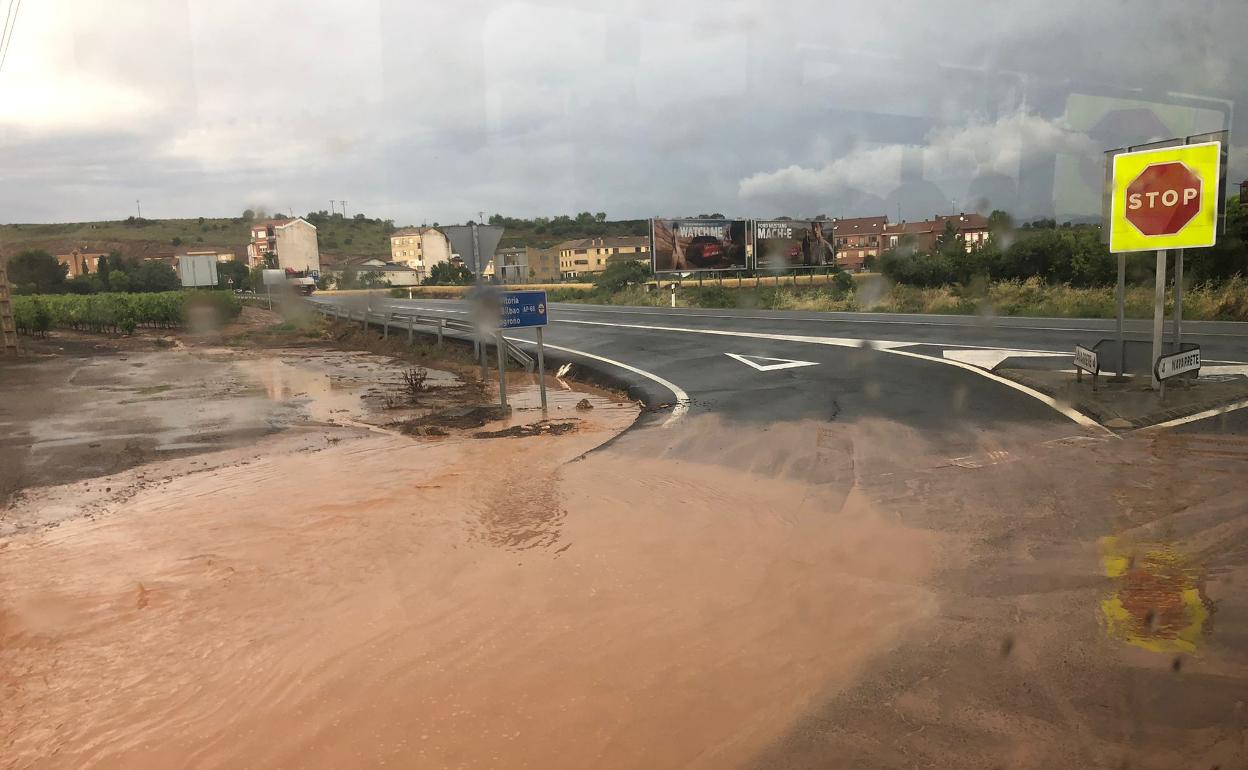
xmin=2 ymin=0 xmax=1246 ymax=226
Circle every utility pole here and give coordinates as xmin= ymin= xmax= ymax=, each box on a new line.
xmin=136 ymin=200 xmax=142 ymax=218
xmin=329 ymin=200 xmax=335 ymax=216
xmin=340 ymin=200 xmax=348 ymax=218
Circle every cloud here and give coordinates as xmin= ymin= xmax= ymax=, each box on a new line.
xmin=738 ymin=111 xmax=1097 ymax=216
xmin=0 ymin=0 xmax=1242 ymax=224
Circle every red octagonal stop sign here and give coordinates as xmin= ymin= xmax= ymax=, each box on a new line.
xmin=1125 ymin=162 xmax=1202 ymax=236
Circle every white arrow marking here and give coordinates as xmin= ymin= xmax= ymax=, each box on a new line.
xmin=943 ymin=348 xmax=1067 ymax=370
xmin=725 ymin=353 xmax=820 ymax=372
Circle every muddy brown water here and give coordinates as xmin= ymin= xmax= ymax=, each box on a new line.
xmin=0 ymin=394 xmax=940 ymax=769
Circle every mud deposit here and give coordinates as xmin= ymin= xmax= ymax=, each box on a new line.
xmin=0 ymin=332 xmax=935 ymax=769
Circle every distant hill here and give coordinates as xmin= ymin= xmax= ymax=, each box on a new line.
xmin=0 ymin=213 xmax=652 ymax=260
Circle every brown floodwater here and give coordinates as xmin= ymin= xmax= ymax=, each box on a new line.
xmin=0 ymin=406 xmax=940 ymax=769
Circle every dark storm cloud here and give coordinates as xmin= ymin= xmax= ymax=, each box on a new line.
xmin=1 ymin=0 xmax=1245 ymax=225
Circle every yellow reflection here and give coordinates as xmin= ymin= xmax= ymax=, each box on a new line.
xmin=1098 ymin=536 xmax=1210 ymax=654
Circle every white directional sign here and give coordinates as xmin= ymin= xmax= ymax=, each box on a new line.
xmin=725 ymin=353 xmax=819 ymax=372
xmin=1074 ymin=345 xmax=1099 ymax=375
xmin=1155 ymin=347 xmax=1201 ymax=381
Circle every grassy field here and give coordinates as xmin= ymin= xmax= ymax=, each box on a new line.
xmin=0 ymin=215 xmax=396 ymax=257
xmin=1 ymin=215 xmax=655 ymax=259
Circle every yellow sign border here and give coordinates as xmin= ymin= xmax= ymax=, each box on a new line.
xmin=1108 ymin=141 xmax=1222 ymax=254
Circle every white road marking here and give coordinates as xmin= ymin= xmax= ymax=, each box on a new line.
xmin=1140 ymin=398 xmax=1248 ymax=431
xmin=551 ymin=317 xmax=1109 ymax=432
xmin=503 ymin=336 xmax=690 ymax=427
xmin=724 ymin=353 xmax=820 ymax=372
xmin=943 ymin=348 xmax=1068 ymax=370
xmin=548 ymin=304 xmax=1248 ymax=338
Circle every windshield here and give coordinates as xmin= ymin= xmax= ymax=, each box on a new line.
xmin=2 ymin=2 xmax=1246 ymax=769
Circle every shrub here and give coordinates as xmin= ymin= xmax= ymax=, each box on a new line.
xmin=11 ymin=291 xmax=241 ymax=335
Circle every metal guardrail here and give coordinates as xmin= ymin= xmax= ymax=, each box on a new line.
xmin=314 ymin=303 xmax=534 ymax=371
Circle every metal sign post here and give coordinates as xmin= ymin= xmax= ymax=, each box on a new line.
xmin=536 ymin=326 xmax=548 ymax=412
xmin=495 ymin=330 xmax=508 ymax=409
xmin=1151 ymin=249 xmax=1167 ymax=390
xmin=1173 ymin=248 xmax=1184 ymax=350
xmin=1115 ymin=253 xmax=1126 ymax=379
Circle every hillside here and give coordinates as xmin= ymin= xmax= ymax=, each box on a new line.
xmin=0 ymin=213 xmax=652 ymax=260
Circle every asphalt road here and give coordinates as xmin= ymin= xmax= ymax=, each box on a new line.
xmin=312 ymin=295 xmax=1248 ymax=438
xmin=312 ymin=294 xmax=1248 ymax=767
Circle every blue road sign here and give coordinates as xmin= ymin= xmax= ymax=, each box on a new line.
xmin=499 ymin=290 xmax=548 ymax=329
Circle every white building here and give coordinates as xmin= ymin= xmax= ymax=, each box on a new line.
xmin=247 ymin=218 xmax=320 ymax=274
xmin=389 ymin=227 xmax=451 ymax=281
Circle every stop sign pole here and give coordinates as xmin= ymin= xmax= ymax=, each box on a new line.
xmin=1108 ymin=138 xmax=1223 ymax=390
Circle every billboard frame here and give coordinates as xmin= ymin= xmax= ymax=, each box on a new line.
xmin=752 ymin=219 xmax=838 ymax=271
xmin=649 ymin=217 xmax=750 ymax=274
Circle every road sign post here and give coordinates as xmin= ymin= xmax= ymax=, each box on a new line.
xmin=497 ymin=290 xmax=550 ymax=411
xmin=536 ymin=326 xmax=547 ymax=412
xmin=495 ymin=330 xmax=508 ymax=409
xmin=1115 ymin=253 xmax=1126 ymax=379
xmin=1174 ymin=248 xmax=1184 ymax=351
xmin=1108 ymin=139 xmax=1223 ymax=390
xmin=1151 ymin=249 xmax=1167 ymax=389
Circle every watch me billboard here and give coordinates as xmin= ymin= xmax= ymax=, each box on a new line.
xmin=754 ymin=220 xmax=836 ymax=270
xmin=651 ymin=218 xmax=749 ymax=272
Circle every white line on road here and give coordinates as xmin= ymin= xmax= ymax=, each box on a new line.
xmin=1139 ymin=398 xmax=1248 ymax=431
xmin=553 ymin=317 xmax=1109 ymax=432
xmin=548 ymin=304 xmax=1248 ymax=338
xmin=504 ymin=336 xmax=690 ymax=427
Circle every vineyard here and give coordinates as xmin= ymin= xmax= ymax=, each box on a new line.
xmin=12 ymin=291 xmax=242 ymax=335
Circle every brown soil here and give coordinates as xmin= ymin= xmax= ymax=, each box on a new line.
xmin=472 ymin=419 xmax=580 ymax=438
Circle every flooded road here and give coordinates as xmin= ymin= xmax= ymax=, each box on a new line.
xmin=5 ymin=332 xmax=1248 ymax=769
xmin=0 ymin=392 xmax=942 ymax=769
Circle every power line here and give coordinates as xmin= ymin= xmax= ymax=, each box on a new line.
xmin=0 ymin=0 xmax=14 ymax=61
xmin=0 ymin=0 xmax=22 ymax=76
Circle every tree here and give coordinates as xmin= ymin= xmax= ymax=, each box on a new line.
xmin=9 ymin=250 xmax=67 ymax=294
xmin=67 ymin=274 xmax=101 ymax=294
xmin=339 ymin=266 xmax=359 ymax=290
xmin=217 ymin=260 xmax=250 ymax=291
xmin=359 ymin=271 xmax=385 ymax=289
xmin=593 ymin=260 xmax=651 ymax=293
xmin=171 ymin=237 xmax=183 ymax=246
xmin=109 ymin=270 xmax=131 ymax=292
xmin=243 ymin=209 xmax=255 ymax=220
xmin=130 ymin=260 xmax=180 ymax=293
xmin=97 ymin=254 xmax=111 ymax=289
xmin=594 ymin=212 xmax=607 ymax=223
xmin=935 ymin=219 xmax=962 ymax=256
xmin=424 ymin=261 xmax=474 ymax=285
xmin=987 ymin=209 xmax=1014 ymax=233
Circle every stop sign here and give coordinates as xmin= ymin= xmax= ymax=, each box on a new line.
xmin=1125 ymin=162 xmax=1202 ymax=236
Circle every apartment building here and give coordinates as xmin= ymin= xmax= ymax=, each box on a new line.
xmin=829 ymin=216 xmax=887 ymax=271
xmin=557 ymin=236 xmax=649 ymax=279
xmin=491 ymin=246 xmax=530 ymax=284
xmin=247 ymin=218 xmax=320 ymax=273
xmin=528 ymin=248 xmax=560 ymax=283
xmin=390 ymin=227 xmax=452 ymax=280
xmin=882 ymin=213 xmax=990 ymax=253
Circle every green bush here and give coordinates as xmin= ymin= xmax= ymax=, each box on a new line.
xmin=11 ymin=291 xmax=241 ymax=335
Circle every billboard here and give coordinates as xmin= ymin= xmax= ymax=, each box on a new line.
xmin=177 ymin=254 xmax=219 ymax=287
xmin=754 ymin=220 xmax=836 ymax=270
xmin=651 ymin=218 xmax=748 ymax=272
